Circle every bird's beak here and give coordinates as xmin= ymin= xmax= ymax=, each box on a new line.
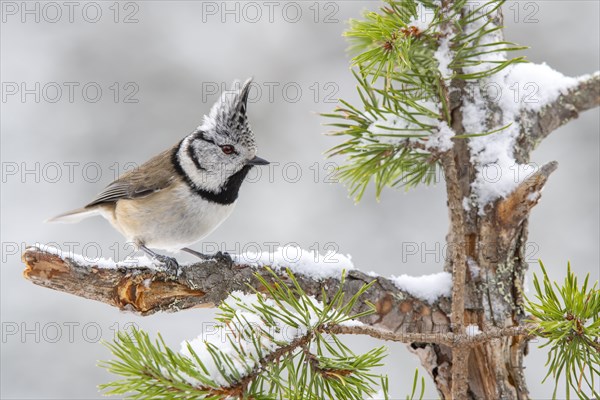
xmin=247 ymin=156 xmax=270 ymax=166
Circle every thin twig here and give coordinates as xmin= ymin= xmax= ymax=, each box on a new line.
xmin=324 ymin=323 xmax=540 ymax=346
xmin=439 ymin=1 xmax=470 ymax=397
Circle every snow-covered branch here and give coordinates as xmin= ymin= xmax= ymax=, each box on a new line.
xmin=22 ymin=245 xmax=452 ymax=336
xmin=517 ymin=72 xmax=600 ymax=161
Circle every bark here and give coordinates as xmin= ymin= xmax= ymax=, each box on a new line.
xmin=412 ymin=16 xmax=599 ymax=400
xmin=22 ymin=247 xmax=453 ymax=336
xmin=516 ymin=73 xmax=600 ymax=162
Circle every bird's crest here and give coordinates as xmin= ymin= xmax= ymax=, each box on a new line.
xmin=202 ymin=78 xmax=255 ymax=150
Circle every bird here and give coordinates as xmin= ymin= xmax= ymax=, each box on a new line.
xmin=48 ymin=78 xmax=269 ymax=272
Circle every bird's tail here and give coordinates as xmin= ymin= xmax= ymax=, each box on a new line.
xmin=46 ymin=207 xmax=101 ymax=223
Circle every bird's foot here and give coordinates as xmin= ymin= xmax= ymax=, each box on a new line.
xmin=214 ymin=251 xmax=232 ymax=263
xmin=138 ymin=244 xmax=180 ymax=275
xmin=154 ymin=254 xmax=179 ymax=274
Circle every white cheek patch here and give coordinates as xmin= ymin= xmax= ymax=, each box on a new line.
xmin=177 ymin=136 xmax=225 ymax=192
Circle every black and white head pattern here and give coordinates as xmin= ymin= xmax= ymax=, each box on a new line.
xmin=201 ymin=78 xmax=256 ymax=153
xmin=174 ymin=78 xmax=260 ymax=203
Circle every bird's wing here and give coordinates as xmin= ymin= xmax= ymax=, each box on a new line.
xmin=86 ymin=146 xmax=178 ymax=207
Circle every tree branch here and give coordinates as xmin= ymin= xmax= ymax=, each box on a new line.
xmin=441 ymin=151 xmax=468 ymax=332
xmin=438 ymin=0 xmax=471 ymax=396
xmin=325 ymin=323 xmax=539 ymax=347
xmin=516 ymin=72 xmax=600 ymax=161
xmin=496 ymin=161 xmax=558 ymax=229
xmin=440 ymin=148 xmax=470 ymax=399
xmin=21 ymin=246 xmax=452 ymax=335
xmin=219 ymin=333 xmax=312 ymax=397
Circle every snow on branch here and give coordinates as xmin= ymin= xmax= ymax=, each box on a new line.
xmin=463 ymin=64 xmax=591 ymax=213
xmin=21 ymin=245 xmax=452 ymax=336
xmin=517 ymin=72 xmax=600 ymax=160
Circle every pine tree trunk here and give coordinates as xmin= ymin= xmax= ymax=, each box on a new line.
xmin=410 ymin=135 xmax=541 ymax=399
xmin=415 ymin=148 xmax=541 ymax=398
xmin=409 ymin=6 xmax=542 ymax=397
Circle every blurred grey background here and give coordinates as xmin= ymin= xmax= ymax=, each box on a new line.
xmin=1 ymin=1 xmax=598 ymax=398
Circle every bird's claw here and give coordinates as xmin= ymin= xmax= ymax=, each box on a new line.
xmin=214 ymin=251 xmax=232 ymax=263
xmin=155 ymin=254 xmax=179 ymax=274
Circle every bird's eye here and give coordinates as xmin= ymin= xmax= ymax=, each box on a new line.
xmin=221 ymin=145 xmax=235 ymax=155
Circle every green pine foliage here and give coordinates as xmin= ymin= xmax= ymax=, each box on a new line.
xmin=525 ymin=262 xmax=600 ymax=400
xmin=406 ymin=368 xmax=426 ymax=400
xmin=324 ymin=0 xmax=526 ymax=201
xmin=99 ymin=270 xmax=392 ymax=399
